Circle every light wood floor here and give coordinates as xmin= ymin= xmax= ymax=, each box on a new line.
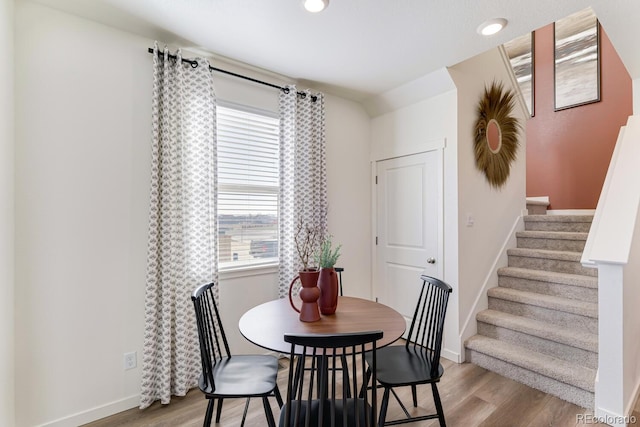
xmin=83 ymin=358 xmax=638 ymax=427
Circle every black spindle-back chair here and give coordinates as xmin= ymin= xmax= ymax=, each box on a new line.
xmin=280 ymin=331 xmax=383 ymax=427
xmin=364 ymin=275 xmax=452 ymax=426
xmin=192 ymin=282 xmax=283 ymax=427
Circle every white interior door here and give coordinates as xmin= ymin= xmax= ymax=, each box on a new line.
xmin=375 ymin=151 xmax=442 ymax=329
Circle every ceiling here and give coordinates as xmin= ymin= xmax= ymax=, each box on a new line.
xmin=26 ymin=0 xmax=640 ymax=102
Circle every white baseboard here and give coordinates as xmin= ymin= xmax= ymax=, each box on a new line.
xmin=593 ymin=406 xmax=637 ymax=427
xmin=38 ymin=395 xmax=140 ymax=427
xmin=441 ymin=348 xmax=461 ymax=363
xmin=458 ymin=215 xmax=523 ymax=361
xmin=624 ymin=375 xmax=640 ymax=424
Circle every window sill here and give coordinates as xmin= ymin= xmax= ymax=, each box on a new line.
xmin=219 ymin=262 xmax=279 ymax=280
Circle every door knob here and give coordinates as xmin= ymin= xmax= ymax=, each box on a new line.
xmin=426 ymin=258 xmax=436 ymax=264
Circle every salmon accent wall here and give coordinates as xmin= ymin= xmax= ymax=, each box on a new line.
xmin=526 ymin=24 xmax=632 ymax=210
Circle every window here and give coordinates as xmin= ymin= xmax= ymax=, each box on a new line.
xmin=217 ymin=104 xmax=280 ymax=269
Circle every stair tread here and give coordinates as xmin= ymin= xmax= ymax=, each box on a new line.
xmin=498 ymin=267 xmax=597 ymax=288
xmin=470 ymin=212 xmax=597 ymax=402
xmin=488 ymin=287 xmax=598 ymax=318
xmin=507 ymin=247 xmax=584 ymax=260
xmin=477 ymin=309 xmax=598 ymax=352
xmin=516 ymin=230 xmax=588 ymax=241
xmin=524 ymin=215 xmax=594 ymax=222
xmin=465 ymin=335 xmax=596 ymax=392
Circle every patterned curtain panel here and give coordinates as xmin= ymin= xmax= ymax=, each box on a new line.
xmin=278 ymin=87 xmax=327 ymax=297
xmin=140 ymin=43 xmax=218 ymax=409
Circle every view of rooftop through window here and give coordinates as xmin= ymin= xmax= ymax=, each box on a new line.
xmin=217 ymin=105 xmax=280 ymax=269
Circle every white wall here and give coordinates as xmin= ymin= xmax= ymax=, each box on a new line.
xmin=324 ymin=94 xmax=373 ymax=299
xmin=14 ymin=3 xmax=372 ymax=425
xmin=448 ymin=48 xmax=527 ymax=359
xmin=0 ymin=0 xmax=14 ymax=425
xmin=370 ymin=82 xmax=461 ymax=361
xmin=15 ymin=3 xmax=153 ymax=425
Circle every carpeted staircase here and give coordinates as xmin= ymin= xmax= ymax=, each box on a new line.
xmin=465 ymin=213 xmax=597 ymax=409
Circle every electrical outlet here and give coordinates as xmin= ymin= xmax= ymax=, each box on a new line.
xmin=124 ymin=352 xmax=137 ymax=370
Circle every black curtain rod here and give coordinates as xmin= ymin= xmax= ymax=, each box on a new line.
xmin=147 ymin=48 xmax=317 ymax=101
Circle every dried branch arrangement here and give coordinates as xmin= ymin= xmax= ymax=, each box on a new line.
xmin=294 ymin=215 xmax=324 ymax=271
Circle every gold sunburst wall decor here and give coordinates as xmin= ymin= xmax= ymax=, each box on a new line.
xmin=473 ymin=81 xmax=522 ymax=188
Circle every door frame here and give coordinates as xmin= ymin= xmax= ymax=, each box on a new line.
xmin=371 ymin=138 xmax=446 ymax=302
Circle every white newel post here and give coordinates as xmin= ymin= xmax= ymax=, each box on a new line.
xmin=583 ymin=115 xmax=640 ymax=427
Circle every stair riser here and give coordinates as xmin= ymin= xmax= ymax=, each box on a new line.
xmin=524 ymin=221 xmax=592 ymax=233
xmin=516 ymin=236 xmax=586 ymax=252
xmin=467 ymin=215 xmax=599 ymax=409
xmin=527 ymin=204 xmax=548 ymax=215
xmin=466 ymin=349 xmax=594 ymax=409
xmin=498 ymin=275 xmax=598 ymax=303
xmin=488 ymin=298 xmax=597 ymax=334
xmin=508 ymin=255 xmax=597 ymax=277
xmin=477 ymin=322 xmax=598 ymax=369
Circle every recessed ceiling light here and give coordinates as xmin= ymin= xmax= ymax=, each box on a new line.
xmin=477 ymin=18 xmax=508 ymax=36
xmin=304 ymin=0 xmax=329 ymax=13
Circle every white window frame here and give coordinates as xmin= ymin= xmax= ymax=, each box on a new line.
xmin=217 ymin=101 xmax=280 ymax=273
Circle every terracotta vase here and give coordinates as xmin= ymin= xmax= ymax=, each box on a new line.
xmin=318 ymin=267 xmax=339 ymax=315
xmin=288 ymin=269 xmax=321 ymax=322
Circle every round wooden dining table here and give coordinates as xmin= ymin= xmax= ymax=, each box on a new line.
xmin=239 ymin=296 xmax=406 ymax=354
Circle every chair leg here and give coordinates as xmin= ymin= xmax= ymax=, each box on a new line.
xmin=215 ymin=398 xmax=224 ymax=423
xmin=262 ymin=396 xmax=276 ymax=427
xmin=411 ymin=384 xmax=417 ymax=407
xmin=204 ymin=398 xmax=215 ymax=427
xmin=359 ymin=367 xmax=372 ymax=398
xmin=293 ymin=356 xmax=305 ymax=396
xmin=273 ymin=385 xmax=284 ymax=408
xmin=341 ymin=355 xmax=351 ymax=398
xmin=431 ymin=382 xmax=446 ymax=427
xmin=379 ymin=387 xmax=390 ymax=427
xmin=240 ymin=398 xmax=250 ymax=427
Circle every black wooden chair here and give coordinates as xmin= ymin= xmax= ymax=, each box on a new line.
xmin=335 ymin=267 xmax=344 ymax=296
xmin=191 ymin=282 xmax=283 ymax=427
xmin=364 ymin=275 xmax=452 ymax=426
xmin=280 ymin=331 xmax=383 ymax=427
xmin=292 ymin=267 xmax=350 ymax=394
